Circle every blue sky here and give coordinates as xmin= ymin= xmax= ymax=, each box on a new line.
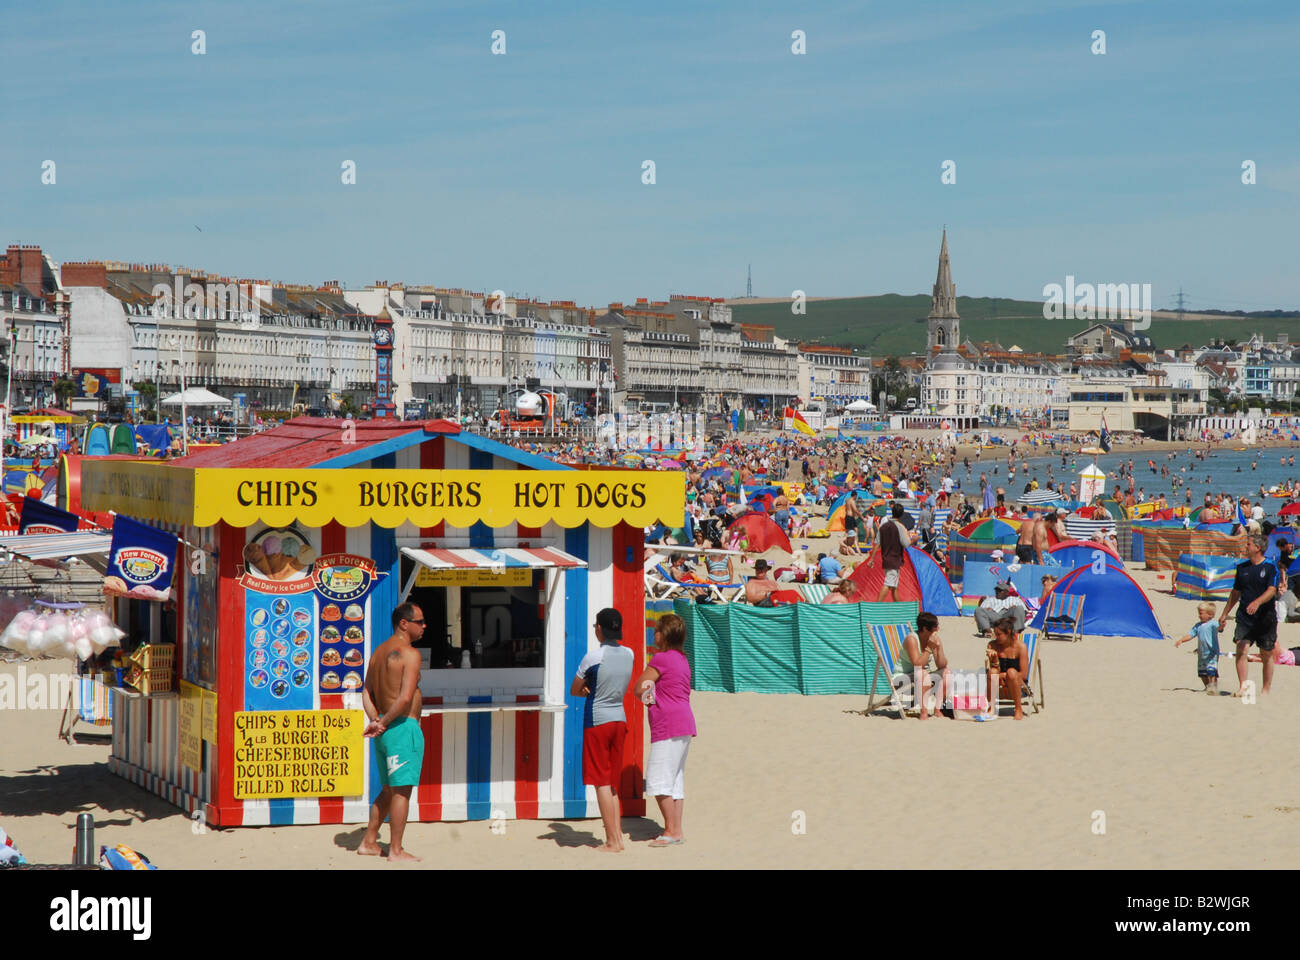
xmin=4 ymin=0 xmax=1298 ymax=311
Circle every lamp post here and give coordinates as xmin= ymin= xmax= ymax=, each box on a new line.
xmin=1 ymin=320 xmax=14 ymax=478
xmin=168 ymin=336 xmax=188 ymax=457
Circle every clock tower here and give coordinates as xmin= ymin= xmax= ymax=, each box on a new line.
xmin=371 ymin=305 xmax=396 ymax=419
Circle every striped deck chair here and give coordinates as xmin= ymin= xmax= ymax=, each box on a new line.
xmin=798 ymin=583 xmax=831 ymax=604
xmin=1041 ymin=592 xmax=1085 ymax=642
xmin=990 ymin=629 xmax=1044 ymax=715
xmin=646 ymin=564 xmax=691 ymax=600
xmin=865 ymin=622 xmax=920 ymax=715
xmin=646 ymin=564 xmax=743 ymax=603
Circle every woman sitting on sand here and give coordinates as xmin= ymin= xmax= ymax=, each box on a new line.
xmin=986 ymin=617 xmax=1030 ymax=720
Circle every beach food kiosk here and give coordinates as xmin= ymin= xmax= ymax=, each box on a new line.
xmin=79 ymin=418 xmax=682 ymax=827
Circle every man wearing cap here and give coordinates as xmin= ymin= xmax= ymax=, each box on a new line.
xmin=745 ymin=559 xmax=781 ymax=605
xmin=975 ymin=581 xmax=1027 ymax=637
xmin=570 ymin=608 xmax=635 ymax=852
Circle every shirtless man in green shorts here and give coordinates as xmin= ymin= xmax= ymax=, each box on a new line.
xmin=359 ymin=601 xmax=426 ymax=862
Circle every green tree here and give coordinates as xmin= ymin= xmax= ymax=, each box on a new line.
xmin=53 ymin=377 xmax=75 ymax=408
xmin=338 ymin=393 xmax=360 ymax=418
xmin=136 ymin=380 xmax=158 ymax=419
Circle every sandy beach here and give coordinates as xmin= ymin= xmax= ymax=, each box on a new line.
xmin=3 ymin=563 xmax=1296 ymax=870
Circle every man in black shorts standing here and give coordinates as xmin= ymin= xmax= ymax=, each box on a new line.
xmin=1219 ymin=534 xmax=1279 ymax=696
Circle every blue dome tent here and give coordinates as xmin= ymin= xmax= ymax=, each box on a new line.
xmin=1029 ymin=562 xmax=1163 ymax=639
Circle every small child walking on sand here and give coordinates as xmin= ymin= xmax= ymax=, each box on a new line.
xmin=1174 ymin=601 xmax=1221 ymax=695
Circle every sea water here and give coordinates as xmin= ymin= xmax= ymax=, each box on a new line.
xmin=958 ymin=446 xmax=1300 ymax=510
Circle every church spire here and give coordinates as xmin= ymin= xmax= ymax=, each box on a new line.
xmin=928 ymin=229 xmax=958 ymax=320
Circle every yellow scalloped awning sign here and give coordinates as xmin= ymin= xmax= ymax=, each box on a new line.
xmin=81 ymin=463 xmax=685 ymax=530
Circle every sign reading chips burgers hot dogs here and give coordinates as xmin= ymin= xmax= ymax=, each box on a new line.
xmin=81 ymin=465 xmax=685 ymax=530
xmin=232 ymin=710 xmax=364 ymax=799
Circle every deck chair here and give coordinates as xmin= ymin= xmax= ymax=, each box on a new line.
xmin=989 ymin=629 xmax=1044 ymax=716
xmin=645 ymin=564 xmax=690 ymax=600
xmin=865 ymin=623 xmax=924 ymax=715
xmin=799 ymin=583 xmax=831 ymax=603
xmin=1041 ymin=592 xmax=1085 ymax=642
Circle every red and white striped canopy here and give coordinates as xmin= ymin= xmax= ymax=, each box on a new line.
xmin=400 ymin=546 xmax=587 ymax=572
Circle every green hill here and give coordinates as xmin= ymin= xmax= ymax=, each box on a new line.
xmin=731 ymin=295 xmax=1300 ymax=356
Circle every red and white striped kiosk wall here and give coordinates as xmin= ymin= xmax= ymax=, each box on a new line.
xmin=80 ymin=418 xmax=682 ymax=827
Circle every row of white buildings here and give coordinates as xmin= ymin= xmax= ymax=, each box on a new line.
xmin=1 ymin=244 xmax=871 ymax=418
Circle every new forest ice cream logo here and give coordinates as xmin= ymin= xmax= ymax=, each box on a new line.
xmin=117 ymin=548 xmax=169 ymax=584
xmin=312 ymin=554 xmax=377 ymax=602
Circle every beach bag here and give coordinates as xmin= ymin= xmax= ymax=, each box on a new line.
xmin=100 ymin=843 xmax=158 ymax=870
xmin=0 ymin=826 xmax=25 ymax=866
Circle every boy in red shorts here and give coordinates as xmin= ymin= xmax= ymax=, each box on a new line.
xmin=570 ymin=607 xmax=634 ymax=852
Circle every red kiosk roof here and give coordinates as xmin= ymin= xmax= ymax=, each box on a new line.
xmin=172 ymin=417 xmax=461 ymax=470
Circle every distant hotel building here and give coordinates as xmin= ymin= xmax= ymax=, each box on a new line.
xmin=0 ymin=245 xmax=68 ymax=407
xmin=597 ymin=296 xmax=799 ymax=414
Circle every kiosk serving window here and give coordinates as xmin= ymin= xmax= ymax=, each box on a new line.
xmin=398 ymin=545 xmax=584 ymax=677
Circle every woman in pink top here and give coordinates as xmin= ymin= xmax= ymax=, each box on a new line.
xmin=634 ymin=613 xmax=697 ymax=846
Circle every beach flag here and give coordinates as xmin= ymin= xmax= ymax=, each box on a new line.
xmin=104 ymin=516 xmax=180 ymax=602
xmin=1099 ymin=417 xmax=1112 ymax=453
xmin=782 ymin=406 xmax=816 ymax=437
xmin=18 ymin=497 xmax=79 ymax=535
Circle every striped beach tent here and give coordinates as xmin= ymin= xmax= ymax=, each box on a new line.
xmin=1019 ymin=489 xmax=1067 ymax=505
xmin=1141 ymin=526 xmax=1246 ymax=571
xmin=1064 ymin=515 xmax=1114 ymax=541
xmin=1174 ymin=554 xmax=1238 ymax=601
xmin=944 ymin=533 xmax=1019 ymax=585
xmin=902 ymin=505 xmax=951 ymax=552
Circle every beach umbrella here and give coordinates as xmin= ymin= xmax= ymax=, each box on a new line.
xmin=161 ymin=387 xmax=231 ymax=406
xmin=1280 ymin=503 xmax=1300 ymax=517
xmin=18 ymin=434 xmax=58 ymax=445
xmin=659 ymin=459 xmax=683 ymax=469
xmin=958 ymin=518 xmax=1019 ymax=540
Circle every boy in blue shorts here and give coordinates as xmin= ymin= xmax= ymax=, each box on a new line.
xmin=1174 ymin=601 xmax=1220 ymax=695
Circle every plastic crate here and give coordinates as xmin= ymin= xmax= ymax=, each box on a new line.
xmin=128 ymin=643 xmax=175 ymax=672
xmin=124 ymin=666 xmax=174 ymax=696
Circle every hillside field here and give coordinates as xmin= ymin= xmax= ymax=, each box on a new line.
xmin=730 ymin=295 xmax=1300 ymax=355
